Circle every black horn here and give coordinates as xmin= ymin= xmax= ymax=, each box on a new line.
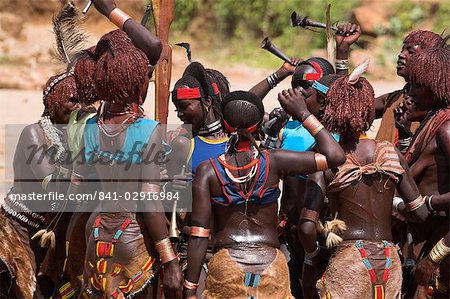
xmin=261 ymin=36 xmax=291 ymax=63
xmin=291 ymin=11 xmax=338 ymax=32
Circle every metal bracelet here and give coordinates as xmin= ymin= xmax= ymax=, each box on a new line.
xmin=335 ymin=59 xmax=349 ymax=70
xmin=425 ymin=195 xmax=435 ymax=212
xmin=261 ymin=134 xmax=278 ymax=149
xmin=305 ymin=241 xmax=320 ymax=258
xmin=266 ymin=72 xmax=279 ymax=89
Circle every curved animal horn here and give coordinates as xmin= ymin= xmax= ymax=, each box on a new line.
xmin=261 ymin=36 xmax=291 ymax=63
xmin=291 ymin=11 xmax=338 ymax=32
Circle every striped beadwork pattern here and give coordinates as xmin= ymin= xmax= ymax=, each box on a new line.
xmin=354 ymin=240 xmax=391 ymax=299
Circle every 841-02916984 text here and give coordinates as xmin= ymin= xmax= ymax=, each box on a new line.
xmin=96 ymin=191 xmax=180 ymax=201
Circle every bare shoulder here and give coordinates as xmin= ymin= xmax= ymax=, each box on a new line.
xmin=170 ymin=134 xmax=191 ymax=152
xmin=20 ymin=123 xmax=44 ymax=143
xmin=436 ymin=119 xmax=450 ymax=151
xmin=436 ymin=119 xmax=450 ymax=141
xmin=195 ymin=160 xmax=215 ymax=179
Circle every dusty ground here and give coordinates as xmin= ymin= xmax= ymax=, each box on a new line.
xmin=0 ymin=21 xmax=405 ymax=198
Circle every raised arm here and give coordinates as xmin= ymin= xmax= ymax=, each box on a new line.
xmin=271 ymin=87 xmax=346 ymax=176
xmin=335 ymin=23 xmax=361 ymax=75
xmin=249 ymin=58 xmax=301 ymax=100
xmin=92 ymin=0 xmax=162 ymax=64
xmin=184 ymin=162 xmax=213 ymax=298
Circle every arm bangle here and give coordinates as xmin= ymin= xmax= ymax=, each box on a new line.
xmin=108 ymin=8 xmax=132 ymax=30
xmin=300 ymin=208 xmax=320 ymax=223
xmin=142 ymin=183 xmax=160 ymax=193
xmin=155 ymin=237 xmax=177 ymax=264
xmin=183 ymin=279 xmax=199 ymax=290
xmin=425 ymin=195 xmax=435 ymax=212
xmin=335 ymin=59 xmax=349 ymax=70
xmin=305 ymin=241 xmax=320 ymax=258
xmin=302 ymin=114 xmax=324 ymax=137
xmin=405 ymin=195 xmax=425 ymax=212
xmin=190 ymin=226 xmax=211 ymax=238
xmin=266 ymin=72 xmax=279 ymax=89
xmin=314 ymin=153 xmax=329 ymax=171
xmin=392 ymin=196 xmax=404 ymax=213
xmin=429 ymin=238 xmax=450 ymax=264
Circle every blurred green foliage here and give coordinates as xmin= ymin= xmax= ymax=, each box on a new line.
xmin=172 ymin=0 xmax=359 ymax=68
xmin=171 ymin=0 xmax=448 ymax=71
xmin=433 ymin=1 xmax=450 ymax=33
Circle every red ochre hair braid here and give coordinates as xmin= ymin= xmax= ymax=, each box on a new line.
xmin=406 ymin=41 xmax=450 ymax=106
xmin=404 ymin=30 xmax=444 ymax=49
xmin=42 ymin=74 xmax=77 ymax=120
xmin=94 ymin=45 xmax=149 ymax=104
xmin=322 ymin=76 xmax=375 ymax=137
xmin=74 ymin=47 xmax=97 ymax=105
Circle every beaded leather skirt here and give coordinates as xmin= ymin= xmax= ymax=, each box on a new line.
xmin=203 ymin=244 xmax=293 ymax=299
xmin=317 ymin=240 xmax=402 ymax=299
xmin=81 ymin=212 xmax=158 ymax=299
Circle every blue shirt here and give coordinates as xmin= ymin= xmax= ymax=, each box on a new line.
xmin=84 ymin=117 xmax=159 ymax=164
xmin=279 ymin=120 xmax=340 ymax=179
xmin=189 ymin=135 xmax=229 ymax=175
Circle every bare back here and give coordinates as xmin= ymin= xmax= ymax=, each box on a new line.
xmin=325 ymin=139 xmax=403 ymax=241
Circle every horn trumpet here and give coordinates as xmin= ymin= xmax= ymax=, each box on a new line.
xmin=169 ymin=199 xmax=179 ymax=242
xmin=169 ymin=165 xmax=186 ymax=243
xmin=291 ymin=11 xmax=338 ymax=32
xmin=261 ymin=36 xmax=291 ymax=63
xmin=82 ymin=1 xmax=93 ymax=14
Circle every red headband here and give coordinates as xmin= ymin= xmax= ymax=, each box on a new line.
xmin=212 ymin=83 xmax=219 ymax=95
xmin=174 ymin=83 xmax=220 ymax=100
xmin=224 ymin=120 xmax=259 ymax=134
xmin=302 ymin=61 xmax=323 ymax=80
xmin=176 ymin=87 xmax=202 ymax=99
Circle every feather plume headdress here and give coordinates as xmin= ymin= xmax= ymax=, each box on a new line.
xmin=52 ymin=1 xmax=88 ymax=70
xmin=44 ymin=1 xmax=88 ymax=99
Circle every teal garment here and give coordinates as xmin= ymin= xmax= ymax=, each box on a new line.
xmin=280 ymin=120 xmax=340 ymax=179
xmin=84 ymin=116 xmax=159 ymax=164
xmin=67 ymin=109 xmax=96 ymax=158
